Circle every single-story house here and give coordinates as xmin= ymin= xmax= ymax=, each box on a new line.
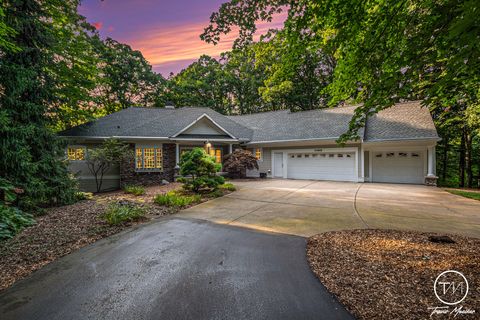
xmin=59 ymin=101 xmax=440 ymax=192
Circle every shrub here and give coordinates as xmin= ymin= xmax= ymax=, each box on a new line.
xmin=223 ymin=149 xmax=259 ymax=178
xmin=0 ymin=205 xmax=35 ymax=240
xmin=75 ymin=191 xmax=94 ymax=200
xmin=219 ymin=183 xmax=236 ymax=191
xmin=102 ymin=203 xmax=145 ymax=225
xmin=153 ymin=191 xmax=201 ymax=207
xmin=123 ymin=185 xmax=146 ymax=196
xmin=179 ymin=148 xmax=224 ymax=192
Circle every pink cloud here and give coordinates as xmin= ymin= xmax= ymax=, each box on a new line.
xmin=124 ymin=12 xmax=287 ymax=75
xmin=107 ymin=26 xmax=115 ymax=32
xmin=92 ymin=21 xmax=103 ymax=30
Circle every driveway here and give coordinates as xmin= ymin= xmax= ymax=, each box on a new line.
xmin=0 ymin=218 xmax=352 ymax=320
xmin=178 ymin=179 xmax=480 ymax=238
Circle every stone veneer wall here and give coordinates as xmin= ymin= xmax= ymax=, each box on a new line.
xmin=120 ymin=143 xmax=176 ymax=187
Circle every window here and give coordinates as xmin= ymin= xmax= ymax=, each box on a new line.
xmin=328 ymin=154 xmax=334 ymax=158
xmin=254 ymin=148 xmax=262 ymax=161
xmin=375 ymin=153 xmax=383 ymax=158
xmin=399 ymin=152 xmax=408 ymax=158
xmin=209 ymin=148 xmax=222 ymax=163
xmin=386 ymin=152 xmax=395 ymax=158
xmin=136 ymin=146 xmax=163 ymax=170
xmin=305 ymin=154 xmax=310 ymax=158
xmin=337 ymin=154 xmax=344 ymax=158
xmin=411 ymin=152 xmax=420 ymax=158
xmin=346 ymin=154 xmax=352 ymax=158
xmin=67 ymin=146 xmax=86 ymax=161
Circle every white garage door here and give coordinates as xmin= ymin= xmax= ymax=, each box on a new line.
xmin=372 ymin=151 xmax=424 ymax=184
xmin=287 ymin=152 xmax=356 ymax=181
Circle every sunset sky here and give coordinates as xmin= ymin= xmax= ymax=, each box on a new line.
xmin=79 ymin=0 xmax=286 ymax=77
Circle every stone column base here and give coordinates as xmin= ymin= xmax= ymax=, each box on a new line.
xmin=424 ymin=176 xmax=438 ymax=186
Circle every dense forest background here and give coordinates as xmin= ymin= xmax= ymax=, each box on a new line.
xmin=0 ymin=0 xmax=479 ymax=211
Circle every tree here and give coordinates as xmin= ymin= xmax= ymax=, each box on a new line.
xmin=223 ymin=149 xmax=259 ymax=178
xmin=167 ymin=55 xmax=231 ymax=114
xmin=86 ymin=139 xmax=128 ymax=193
xmin=0 ymin=0 xmax=79 ymax=211
xmin=178 ymin=148 xmax=224 ymax=192
xmin=201 ymin=0 xmax=480 ymax=140
xmin=98 ymin=38 xmax=166 ymax=114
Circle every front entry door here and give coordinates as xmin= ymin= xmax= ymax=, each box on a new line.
xmin=274 ymin=153 xmax=283 ymax=178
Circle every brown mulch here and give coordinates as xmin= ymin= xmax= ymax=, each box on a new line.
xmin=0 ymin=183 xmax=191 ymax=292
xmin=306 ymin=230 xmax=480 ymax=320
xmin=96 ymin=182 xmax=183 ymax=204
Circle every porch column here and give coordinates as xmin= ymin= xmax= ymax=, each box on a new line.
xmin=427 ymin=146 xmax=435 ymax=177
xmin=175 ymin=143 xmax=180 ymax=165
xmin=229 ymin=143 xmax=233 ymax=154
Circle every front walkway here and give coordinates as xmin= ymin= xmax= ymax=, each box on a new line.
xmin=178 ymin=179 xmax=480 ymax=238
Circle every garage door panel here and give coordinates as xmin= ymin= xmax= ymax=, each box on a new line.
xmin=372 ymin=151 xmax=424 ymax=184
xmin=287 ymin=153 xmax=356 ymax=182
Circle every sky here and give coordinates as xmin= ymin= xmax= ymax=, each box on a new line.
xmin=78 ymin=0 xmax=286 ymax=77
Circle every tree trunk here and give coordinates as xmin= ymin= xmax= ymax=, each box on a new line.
xmin=458 ymin=126 xmax=466 ymax=187
xmin=465 ymin=131 xmax=473 ymax=188
xmin=442 ymin=136 xmax=449 ymax=181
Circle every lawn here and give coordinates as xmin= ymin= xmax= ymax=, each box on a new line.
xmin=446 ymin=189 xmax=480 ymax=201
xmin=307 ymin=229 xmax=479 ymax=320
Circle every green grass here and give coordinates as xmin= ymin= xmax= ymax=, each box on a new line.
xmin=219 ymin=183 xmax=236 ymax=191
xmin=103 ymin=203 xmax=146 ymax=225
xmin=153 ymin=191 xmax=201 ymax=208
xmin=123 ymin=185 xmax=146 ymax=196
xmin=446 ymin=189 xmax=480 ymax=201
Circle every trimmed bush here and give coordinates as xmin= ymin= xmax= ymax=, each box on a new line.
xmin=123 ymin=185 xmax=146 ymax=196
xmin=153 ymin=191 xmax=201 ymax=208
xmin=178 ymin=148 xmax=224 ymax=192
xmin=0 ymin=205 xmax=35 ymax=240
xmin=102 ymin=203 xmax=145 ymax=225
xmin=223 ymin=149 xmax=259 ymax=178
xmin=219 ymin=183 xmax=236 ymax=191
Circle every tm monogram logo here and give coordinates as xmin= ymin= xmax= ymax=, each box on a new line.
xmin=434 ymin=270 xmax=469 ymax=305
xmin=428 ymin=270 xmax=476 ymax=317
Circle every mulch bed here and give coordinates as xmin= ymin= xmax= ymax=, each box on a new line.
xmin=307 ymin=230 xmax=479 ymax=319
xmin=0 ymin=183 xmax=208 ymax=292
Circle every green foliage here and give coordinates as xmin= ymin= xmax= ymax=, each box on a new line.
xmin=219 ymin=183 xmax=236 ymax=191
xmin=123 ymin=185 xmax=146 ymax=196
xmin=446 ymin=190 xmax=480 ymax=201
xmin=102 ymin=203 xmax=145 ymax=225
xmin=86 ymin=139 xmax=129 ymax=193
xmin=179 ymin=148 xmax=224 ymax=192
xmin=153 ymin=191 xmax=201 ymax=207
xmin=75 ymin=192 xmax=94 ymax=201
xmin=0 ymin=205 xmax=35 ymax=240
xmin=0 ymin=0 xmax=78 ymax=211
xmin=223 ymin=149 xmax=259 ymax=178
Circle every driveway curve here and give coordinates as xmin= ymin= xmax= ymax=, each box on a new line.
xmin=0 ymin=218 xmax=353 ymax=320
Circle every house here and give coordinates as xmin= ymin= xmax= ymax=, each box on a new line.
xmin=59 ymin=101 xmax=440 ymax=192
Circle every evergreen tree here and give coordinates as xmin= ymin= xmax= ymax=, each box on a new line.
xmin=0 ymin=0 xmax=77 ymax=210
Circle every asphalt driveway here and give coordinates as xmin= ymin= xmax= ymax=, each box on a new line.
xmin=0 ymin=218 xmax=352 ymax=320
xmin=179 ymin=179 xmax=480 ymax=238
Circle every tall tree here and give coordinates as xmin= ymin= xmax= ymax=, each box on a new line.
xmin=167 ymin=55 xmax=231 ymax=114
xmin=97 ymin=38 xmax=166 ymax=114
xmin=0 ymin=0 xmax=78 ymax=210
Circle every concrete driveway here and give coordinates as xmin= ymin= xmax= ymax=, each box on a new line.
xmin=0 ymin=218 xmax=352 ymax=320
xmin=179 ymin=179 xmax=480 ymax=238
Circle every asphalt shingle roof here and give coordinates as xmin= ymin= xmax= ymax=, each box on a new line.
xmin=59 ymin=101 xmax=438 ymax=143
xmin=59 ymin=107 xmax=253 ymax=141
xmin=364 ymin=101 xmax=439 ymax=141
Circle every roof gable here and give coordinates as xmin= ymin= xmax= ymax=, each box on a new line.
xmin=172 ymin=114 xmax=236 ymax=139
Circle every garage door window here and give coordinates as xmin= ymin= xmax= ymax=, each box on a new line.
xmin=411 ymin=152 xmax=420 ymax=158
xmin=399 ymin=152 xmax=408 ymax=158
xmin=386 ymin=152 xmax=395 ymax=158
xmin=375 ymin=153 xmax=382 ymax=158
